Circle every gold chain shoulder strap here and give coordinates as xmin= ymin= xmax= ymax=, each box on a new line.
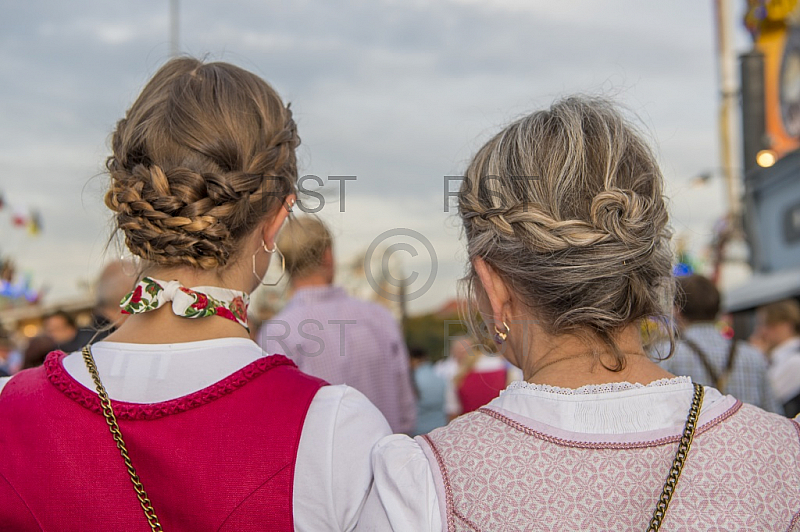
xmin=81 ymin=346 xmax=163 ymax=532
xmin=646 ymin=382 xmax=705 ymax=532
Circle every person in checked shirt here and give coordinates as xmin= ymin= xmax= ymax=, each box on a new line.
xmin=658 ymin=274 xmax=781 ymax=413
xmin=259 ymin=216 xmax=417 ymax=434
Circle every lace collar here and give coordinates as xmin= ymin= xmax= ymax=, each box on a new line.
xmin=504 ymin=376 xmax=692 ymax=396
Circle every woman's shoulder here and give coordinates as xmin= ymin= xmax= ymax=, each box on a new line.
xmin=692 ymin=402 xmax=800 ymax=475
xmin=306 ymin=384 xmax=392 ymax=438
xmin=0 ymin=357 xmax=54 ymax=399
xmin=311 ymin=383 xmax=382 ymax=411
xmin=296 ymin=385 xmax=393 ymax=531
xmin=370 ymin=418 xmax=483 ymax=480
xmin=733 ymin=401 xmax=800 ymax=437
xmin=373 ymin=433 xmax=428 ymax=461
xmin=359 ymin=433 xmax=443 ymax=532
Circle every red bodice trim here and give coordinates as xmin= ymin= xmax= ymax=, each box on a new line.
xmin=44 ymin=350 xmax=296 ymax=420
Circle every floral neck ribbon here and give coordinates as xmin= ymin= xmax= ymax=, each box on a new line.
xmin=120 ymin=277 xmax=250 ymax=332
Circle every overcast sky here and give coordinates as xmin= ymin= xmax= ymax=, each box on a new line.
xmin=0 ymin=0 xmax=752 ymax=313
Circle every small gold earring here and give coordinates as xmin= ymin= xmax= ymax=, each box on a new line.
xmin=494 ymin=321 xmax=510 ymax=344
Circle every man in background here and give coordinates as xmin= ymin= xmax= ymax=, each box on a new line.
xmin=43 ymin=310 xmax=92 ymax=353
xmin=752 ymin=299 xmax=800 ymax=417
xmin=42 ymin=260 xmax=137 ymax=353
xmin=659 ymin=274 xmax=781 ymax=413
xmin=258 ymin=216 xmax=416 ymax=434
xmin=90 ymin=260 xmax=138 ymax=339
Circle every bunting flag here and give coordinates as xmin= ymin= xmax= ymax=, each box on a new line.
xmin=11 ymin=207 xmax=26 ymax=227
xmin=27 ymin=210 xmax=42 ymax=236
xmin=0 ymin=190 xmax=43 ymax=236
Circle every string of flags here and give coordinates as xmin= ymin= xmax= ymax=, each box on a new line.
xmin=0 ymin=191 xmax=42 ymax=236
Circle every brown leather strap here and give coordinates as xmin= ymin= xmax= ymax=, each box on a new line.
xmin=682 ymin=336 xmax=738 ymax=393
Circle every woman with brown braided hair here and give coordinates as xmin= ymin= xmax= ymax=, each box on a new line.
xmin=0 ymin=58 xmax=390 ymax=531
xmin=358 ymin=97 xmax=800 ymax=531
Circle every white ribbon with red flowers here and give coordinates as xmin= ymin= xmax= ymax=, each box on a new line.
xmin=120 ymin=277 xmax=250 ymax=331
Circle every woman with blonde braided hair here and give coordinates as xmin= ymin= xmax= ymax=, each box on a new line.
xmin=358 ymin=97 xmax=800 ymax=531
xmin=0 ymin=58 xmax=390 ymax=531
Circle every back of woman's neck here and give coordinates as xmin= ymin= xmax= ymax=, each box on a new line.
xmin=520 ymin=324 xmax=674 ymax=388
xmin=104 ymin=308 xmax=250 ymax=345
xmin=525 ymin=354 xmax=674 ymax=389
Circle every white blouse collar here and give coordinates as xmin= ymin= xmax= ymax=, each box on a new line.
xmin=491 ymin=376 xmax=730 ymax=435
xmin=504 ymin=376 xmax=691 ymax=396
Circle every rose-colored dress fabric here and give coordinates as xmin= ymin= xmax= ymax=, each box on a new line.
xmin=457 ymin=369 xmax=507 ymax=414
xmin=0 ymin=351 xmax=325 ymax=531
xmin=419 ymin=402 xmax=800 ymax=531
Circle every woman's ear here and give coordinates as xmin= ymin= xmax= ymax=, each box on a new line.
xmin=262 ymin=194 xmax=296 ymax=248
xmin=472 ymin=257 xmax=511 ymax=328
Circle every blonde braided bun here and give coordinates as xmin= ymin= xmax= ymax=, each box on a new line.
xmin=105 ymin=58 xmax=298 ymax=270
xmin=459 ymin=97 xmax=674 ymax=369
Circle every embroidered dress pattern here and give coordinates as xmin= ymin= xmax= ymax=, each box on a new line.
xmin=120 ymin=277 xmax=249 ymax=331
xmin=420 ymin=403 xmax=800 ymax=531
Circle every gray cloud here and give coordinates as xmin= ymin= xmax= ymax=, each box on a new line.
xmin=0 ymin=0 xmax=743 ymax=310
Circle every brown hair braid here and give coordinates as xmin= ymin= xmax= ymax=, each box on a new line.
xmin=105 ymin=57 xmax=299 ymax=270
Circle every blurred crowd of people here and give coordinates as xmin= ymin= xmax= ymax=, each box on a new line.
xmin=655 ymin=273 xmax=800 ymax=418
xmin=0 ymin=261 xmax=137 ymax=377
xmin=3 ymin=258 xmax=800 ymax=432
xmin=1 ymin=58 xmax=799 ymax=530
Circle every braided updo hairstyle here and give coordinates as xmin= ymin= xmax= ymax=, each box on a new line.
xmin=105 ymin=58 xmax=299 ymax=270
xmin=459 ymin=97 xmax=674 ymax=370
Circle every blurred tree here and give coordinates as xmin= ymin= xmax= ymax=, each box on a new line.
xmin=404 ymin=312 xmax=468 ymax=363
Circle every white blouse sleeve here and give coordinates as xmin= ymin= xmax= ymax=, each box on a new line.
xmin=355 ymin=434 xmax=443 ymax=532
xmin=0 ymin=376 xmax=11 ymax=396
xmin=294 ymin=385 xmax=392 ymax=532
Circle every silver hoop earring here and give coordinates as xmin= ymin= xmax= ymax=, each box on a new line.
xmin=253 ymin=241 xmax=285 ymax=286
xmin=114 ymin=232 xmax=140 ymax=277
xmin=120 ymin=256 xmax=141 ymax=278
